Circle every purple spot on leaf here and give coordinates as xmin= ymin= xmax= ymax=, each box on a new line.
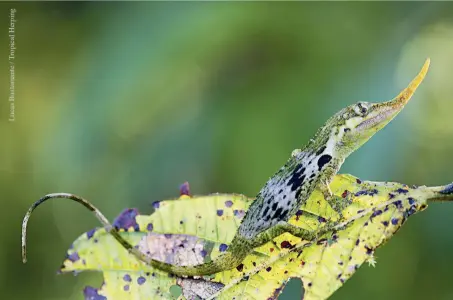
xmin=152 ymin=201 xmax=160 ymax=209
xmin=113 ymin=208 xmax=140 ymax=231
xmin=200 ymin=250 xmax=207 ymax=257
xmin=180 ymin=182 xmax=190 ymax=196
xmin=83 ymin=286 xmax=106 ymax=300
xmin=164 ymin=234 xmax=172 ymax=239
xmin=67 ymin=252 xmax=80 ymax=262
xmin=217 ymin=209 xmax=224 ymax=216
xmin=219 ymin=244 xmax=228 ymax=252
xmin=146 ymin=223 xmax=153 ymax=231
xmin=137 ymin=276 xmax=146 ymax=285
xmin=225 ymin=200 xmax=233 ymax=207
xmin=233 ymin=209 xmax=245 ymax=219
xmin=86 ymin=229 xmax=96 ymax=239
xmin=123 ymin=274 xmax=132 ymax=282
xmin=124 ymin=285 xmax=130 ymax=291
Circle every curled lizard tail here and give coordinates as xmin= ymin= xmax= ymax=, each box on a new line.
xmin=22 ymin=193 xmax=250 ymax=276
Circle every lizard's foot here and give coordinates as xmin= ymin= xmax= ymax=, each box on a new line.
xmin=275 ymin=221 xmax=338 ymax=242
xmin=325 ymin=194 xmax=352 ymax=220
xmin=320 ymin=183 xmax=352 ymax=220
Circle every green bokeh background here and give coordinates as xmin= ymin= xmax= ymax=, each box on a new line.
xmin=2 ymin=2 xmax=453 ymax=299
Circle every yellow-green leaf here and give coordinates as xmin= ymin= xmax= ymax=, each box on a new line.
xmin=52 ymin=174 xmax=453 ymax=299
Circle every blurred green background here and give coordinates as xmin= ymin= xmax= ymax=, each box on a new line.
xmin=2 ymin=2 xmax=453 ymax=299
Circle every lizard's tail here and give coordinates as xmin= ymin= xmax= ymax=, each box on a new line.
xmin=149 ymin=243 xmax=249 ymax=276
xmin=22 ymin=193 xmax=248 ymax=277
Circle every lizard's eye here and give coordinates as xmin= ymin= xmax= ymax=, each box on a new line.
xmin=353 ymin=102 xmax=369 ymax=116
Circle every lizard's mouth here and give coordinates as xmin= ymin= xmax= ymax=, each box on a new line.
xmin=356 ymin=108 xmax=395 ymax=131
xmin=356 ymin=58 xmax=430 ymax=132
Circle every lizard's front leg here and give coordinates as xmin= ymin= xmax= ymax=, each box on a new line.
xmin=318 ymin=164 xmax=352 ymax=219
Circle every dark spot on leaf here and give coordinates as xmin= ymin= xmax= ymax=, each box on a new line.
xmin=252 ymin=262 xmax=256 ymax=267
xmin=318 ymin=216 xmax=327 ymax=223
xmin=295 ymin=210 xmax=303 ymax=220
xmin=219 ymin=244 xmax=228 ymax=252
xmin=393 ymin=200 xmax=403 ymax=209
xmin=338 ymin=261 xmax=343 ymax=266
xmin=236 ymin=264 xmax=244 ymax=272
xmin=388 ymin=193 xmax=395 ymax=199
xmin=113 ymin=208 xmax=140 ymax=231
xmin=83 ymin=286 xmax=107 ymax=300
xmin=217 ymin=209 xmax=224 ymax=217
xmin=233 ymin=209 xmax=245 ymax=218
xmin=382 ymin=221 xmax=389 ymax=227
xmin=356 ymin=178 xmax=362 ymax=184
xmin=280 ymin=241 xmax=293 ymax=249
xmin=371 ymin=209 xmax=382 ymax=219
xmin=146 ymin=223 xmax=153 ymax=231
xmin=200 ymin=250 xmax=207 ymax=257
xmin=408 ymin=197 xmax=415 ymax=205
xmin=341 ymin=190 xmax=349 ymax=198
xmin=369 ymin=189 xmax=378 ymax=196
xmin=164 ymin=234 xmax=172 ymax=239
xmin=404 ymin=206 xmax=418 ymax=218
xmin=308 ymin=282 xmax=312 ymax=287
xmin=86 ymin=229 xmax=96 ymax=239
xmin=355 ymin=239 xmax=360 ymax=246
xmin=67 ymin=252 xmax=80 ymax=262
xmin=317 ymin=154 xmax=332 ymax=170
xmin=137 ymin=276 xmax=146 ymax=285
xmin=266 ymin=267 xmax=272 ymax=272
xmin=152 ymin=201 xmax=160 ymax=209
xmin=272 ymin=203 xmax=278 ymax=210
xmin=179 ymin=182 xmax=190 ymax=196
xmin=225 ymin=200 xmax=233 ymax=207
xmin=123 ymin=285 xmax=130 ymax=291
xmin=365 ymin=246 xmax=373 ymax=255
xmin=396 ymin=188 xmax=409 ymax=194
xmin=355 ymin=190 xmax=367 ymax=197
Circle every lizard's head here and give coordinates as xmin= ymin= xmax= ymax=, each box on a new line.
xmin=311 ymin=59 xmax=430 ymax=158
